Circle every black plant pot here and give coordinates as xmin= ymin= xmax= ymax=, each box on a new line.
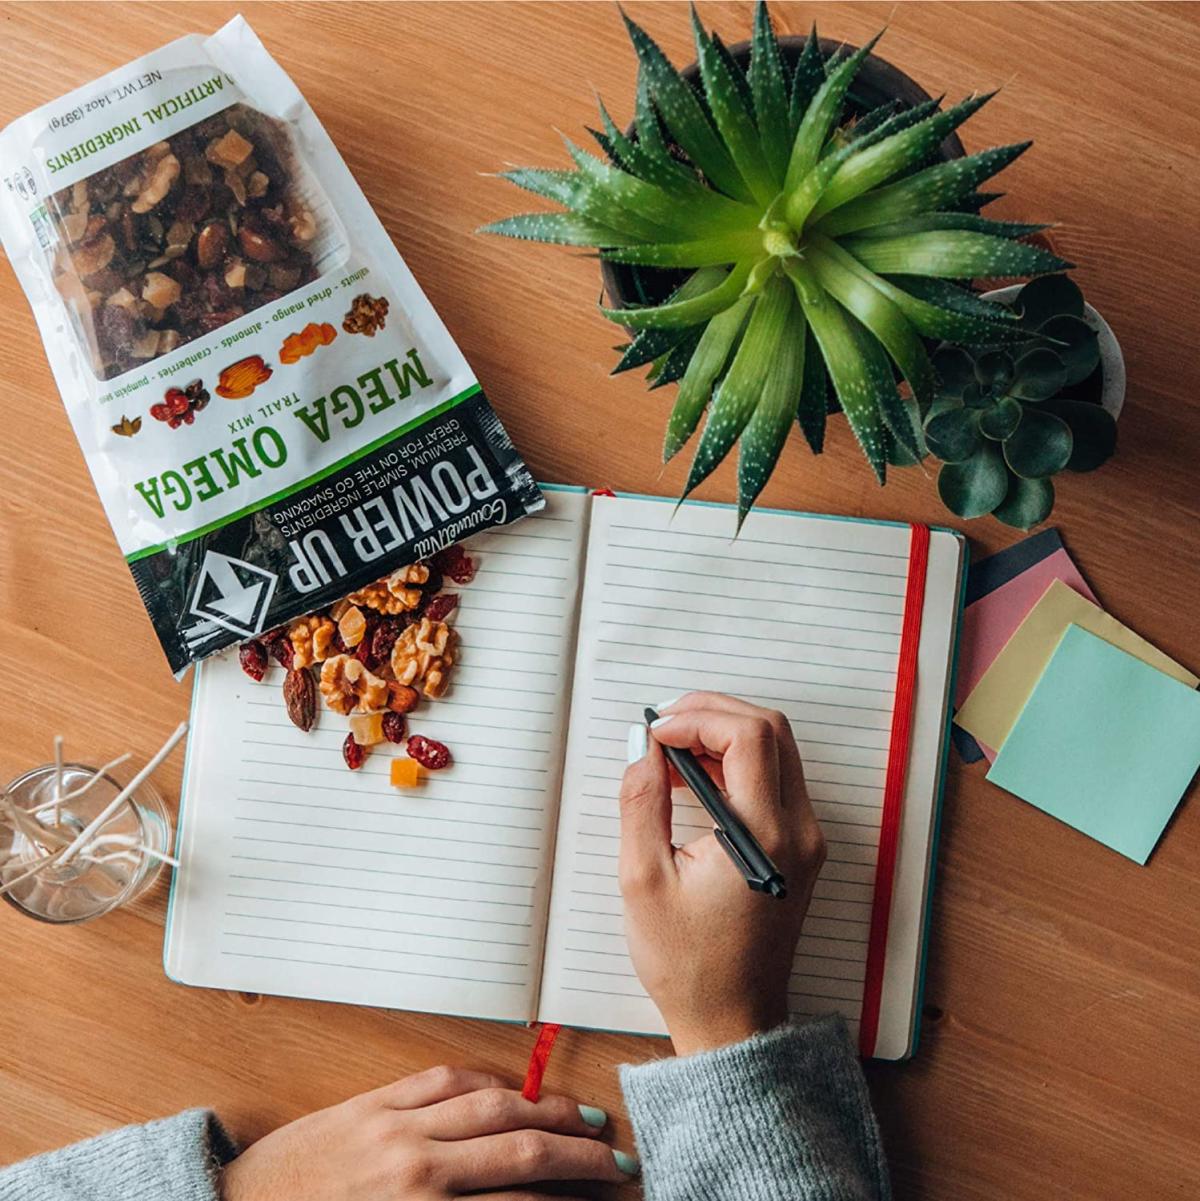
xmin=600 ymin=36 xmax=966 ymax=312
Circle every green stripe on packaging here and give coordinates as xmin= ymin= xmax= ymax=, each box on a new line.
xmin=125 ymin=383 xmax=481 ymax=564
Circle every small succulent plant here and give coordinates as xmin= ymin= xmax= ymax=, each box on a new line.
xmin=926 ymin=275 xmax=1116 ymax=528
xmin=482 ymin=2 xmax=1069 ymax=524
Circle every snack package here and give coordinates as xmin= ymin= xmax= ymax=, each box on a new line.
xmin=0 ymin=17 xmax=542 ymax=674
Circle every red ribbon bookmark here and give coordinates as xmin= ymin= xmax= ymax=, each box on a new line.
xmin=858 ymin=523 xmax=930 ymax=1058
xmin=521 ymin=1022 xmax=562 ymax=1102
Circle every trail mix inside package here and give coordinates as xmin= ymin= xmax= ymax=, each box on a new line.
xmin=0 ymin=17 xmax=542 ymax=674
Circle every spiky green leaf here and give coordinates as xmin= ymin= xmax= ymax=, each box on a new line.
xmin=684 ymin=275 xmax=793 ymax=494
xmin=808 ymin=237 xmax=935 ymax=414
xmin=664 ymin=294 xmax=755 ymax=459
xmin=749 ymin=1 xmax=792 ymax=181
xmin=594 ymin=95 xmax=698 ymax=193
xmin=692 ymin=9 xmax=778 ymax=205
xmin=602 ymin=259 xmax=756 ymax=329
xmin=648 ymin=327 xmax=704 ymax=388
xmin=889 ymin=275 xmax=1023 ymax=324
xmin=843 ymin=229 xmax=1072 ymax=278
xmin=621 ymin=10 xmax=754 ymax=202
xmin=785 ymin=258 xmax=889 ymax=481
xmin=796 ymin=325 xmax=828 ymax=453
xmin=849 ymin=213 xmax=1049 ymax=240
xmin=784 ymin=34 xmax=879 ymax=193
xmin=814 ymin=142 xmax=1031 ymax=236
xmin=738 ymin=294 xmax=807 ymax=521
xmin=711 ymin=31 xmax=756 ymax=116
xmin=479 ymin=212 xmax=637 ymax=246
xmin=810 ymin=92 xmax=995 ymax=220
xmin=601 ymin=232 xmax=765 ymax=268
xmin=566 ymin=138 xmax=759 ymax=238
xmin=612 ymin=268 xmax=726 ymax=373
xmin=788 ymin=26 xmax=826 ymax=137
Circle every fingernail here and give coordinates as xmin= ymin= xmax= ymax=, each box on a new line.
xmin=612 ymin=1148 xmax=641 ymax=1177
xmin=578 ymin=1103 xmax=607 ymax=1128
xmin=626 ymin=723 xmax=647 ymax=763
xmin=650 ymin=714 xmax=674 ymax=730
xmin=657 ymin=695 xmax=682 ymax=712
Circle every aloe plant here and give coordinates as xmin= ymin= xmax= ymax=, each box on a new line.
xmin=481 ymin=2 xmax=1071 ymax=523
xmin=927 ymin=274 xmax=1116 ymax=529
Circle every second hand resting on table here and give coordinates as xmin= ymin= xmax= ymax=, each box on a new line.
xmin=3 ymin=694 xmax=890 ymax=1201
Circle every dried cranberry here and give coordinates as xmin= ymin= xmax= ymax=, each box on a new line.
xmin=423 ymin=593 xmax=458 ymax=623
xmin=149 ymin=403 xmax=170 ymax=422
xmin=238 ymin=640 xmax=268 ymax=682
xmin=342 ymin=733 xmax=366 ymax=771
xmin=382 ymin=712 xmax=406 ymax=744
xmin=431 ymin=545 xmax=475 ymax=584
xmin=407 ymin=734 xmax=451 ymax=770
xmin=165 ymin=388 xmax=190 ymax=415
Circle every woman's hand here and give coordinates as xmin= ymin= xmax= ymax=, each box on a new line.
xmin=619 ymin=693 xmax=826 ymax=1057
xmin=221 ymin=1065 xmax=637 ymax=1200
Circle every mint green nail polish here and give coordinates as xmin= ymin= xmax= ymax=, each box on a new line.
xmin=578 ymin=1103 xmax=607 ymax=1128
xmin=612 ymin=1148 xmax=641 ymax=1176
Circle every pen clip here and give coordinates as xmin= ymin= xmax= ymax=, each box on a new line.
xmin=713 ymin=826 xmax=767 ymax=892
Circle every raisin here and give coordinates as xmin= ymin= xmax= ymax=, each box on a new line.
xmin=342 ymin=732 xmax=366 ymax=770
xmin=407 ymin=734 xmax=451 ymax=770
xmin=423 ymin=593 xmax=458 ymax=623
xmin=382 ymin=712 xmax=407 ymax=744
xmin=431 ymin=545 xmax=475 ymax=584
xmin=369 ymin=617 xmax=403 ymax=668
xmin=238 ymin=640 xmax=268 ymax=682
xmin=262 ymin=628 xmax=294 ymax=670
xmin=282 ymin=669 xmax=317 ymax=732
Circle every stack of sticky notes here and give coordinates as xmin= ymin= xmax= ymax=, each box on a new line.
xmin=954 ymin=539 xmax=1200 ymax=864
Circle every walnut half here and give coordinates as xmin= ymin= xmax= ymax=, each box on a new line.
xmin=319 ymin=655 xmax=390 ymax=715
xmin=391 ymin=618 xmax=458 ymax=699
xmin=288 ymin=614 xmax=336 ymax=669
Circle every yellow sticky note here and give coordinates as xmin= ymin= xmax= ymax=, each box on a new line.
xmin=956 ymin=579 xmax=1198 ymax=751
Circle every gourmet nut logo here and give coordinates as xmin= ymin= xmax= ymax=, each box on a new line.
xmin=189 ymin=550 xmax=278 ymax=638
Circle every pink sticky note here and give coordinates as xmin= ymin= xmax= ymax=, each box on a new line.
xmin=955 ymin=548 xmax=1097 ymax=711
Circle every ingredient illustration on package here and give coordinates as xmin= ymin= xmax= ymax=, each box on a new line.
xmin=0 ymin=17 xmax=542 ymax=674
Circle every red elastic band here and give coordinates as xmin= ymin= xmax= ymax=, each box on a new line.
xmin=858 ymin=523 xmax=930 ymax=1057
xmin=521 ymin=1022 xmax=562 ymax=1102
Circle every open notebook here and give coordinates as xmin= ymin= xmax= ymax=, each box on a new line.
xmin=167 ymin=487 xmax=966 ymax=1059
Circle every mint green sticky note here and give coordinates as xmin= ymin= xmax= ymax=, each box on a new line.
xmin=987 ymin=624 xmax=1200 ymax=864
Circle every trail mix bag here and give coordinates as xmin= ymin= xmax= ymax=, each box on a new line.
xmin=0 ymin=17 xmax=542 ymax=674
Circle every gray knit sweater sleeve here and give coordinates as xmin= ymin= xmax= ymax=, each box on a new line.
xmin=0 ymin=1109 xmax=236 ymax=1201
xmin=620 ymin=1016 xmax=890 ymax=1201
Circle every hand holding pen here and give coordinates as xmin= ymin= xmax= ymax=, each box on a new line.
xmin=619 ymin=693 xmax=827 ymax=1056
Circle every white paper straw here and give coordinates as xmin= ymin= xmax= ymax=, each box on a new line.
xmin=58 ymin=723 xmax=187 ymax=865
xmin=29 ymin=753 xmax=132 ymax=816
xmin=52 ymin=735 xmax=64 ymax=824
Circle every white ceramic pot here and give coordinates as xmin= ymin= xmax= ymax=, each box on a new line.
xmin=981 ymin=285 xmax=1125 ymax=420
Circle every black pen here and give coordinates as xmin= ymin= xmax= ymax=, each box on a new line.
xmin=643 ymin=707 xmax=788 ymax=900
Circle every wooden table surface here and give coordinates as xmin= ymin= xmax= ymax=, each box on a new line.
xmin=1 ymin=2 xmax=1198 ymax=1197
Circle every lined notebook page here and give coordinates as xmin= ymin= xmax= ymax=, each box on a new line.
xmin=166 ymin=488 xmax=590 ymax=1023
xmin=537 ymin=496 xmax=962 ymax=1056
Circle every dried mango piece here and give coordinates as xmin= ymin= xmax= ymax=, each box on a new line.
xmin=279 ymin=321 xmax=338 ymax=364
xmin=390 ymin=757 xmax=421 ymax=788
xmin=349 ymin=711 xmax=385 ymax=746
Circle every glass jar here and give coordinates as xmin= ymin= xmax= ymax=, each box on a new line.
xmin=0 ymin=762 xmax=172 ymax=923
